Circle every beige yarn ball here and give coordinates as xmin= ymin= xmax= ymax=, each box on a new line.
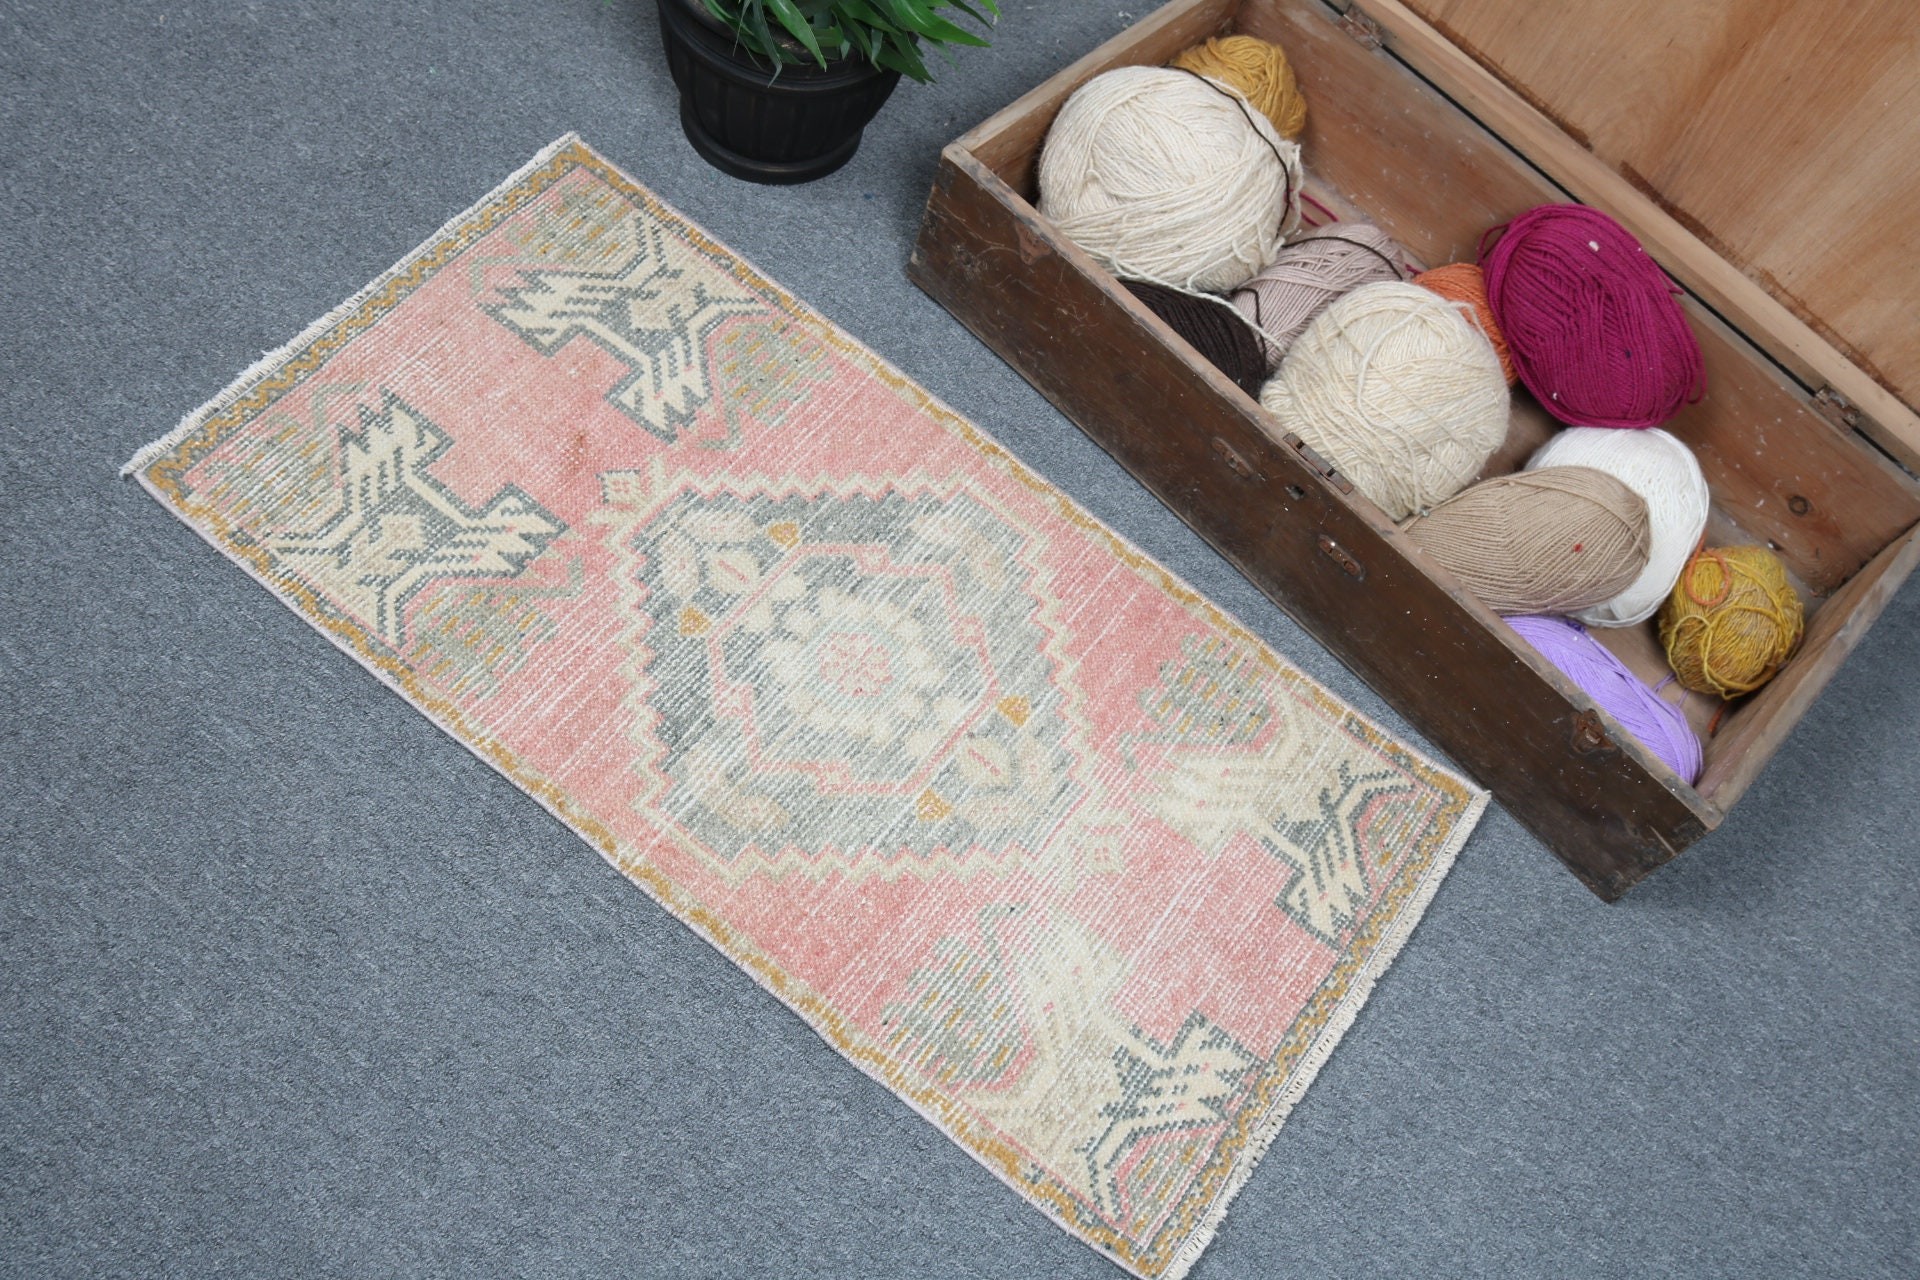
xmin=1402 ymin=466 xmax=1653 ymax=614
xmin=1258 ymin=281 xmax=1510 ymax=520
xmin=1037 ymin=65 xmax=1303 ymax=292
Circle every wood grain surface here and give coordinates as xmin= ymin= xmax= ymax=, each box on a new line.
xmin=1390 ymin=0 xmax=1920 ymax=451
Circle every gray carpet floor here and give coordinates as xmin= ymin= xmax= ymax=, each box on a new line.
xmin=4 ymin=1 xmax=1918 ymax=1276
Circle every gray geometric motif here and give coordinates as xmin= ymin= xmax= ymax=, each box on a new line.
xmin=487 ymin=215 xmax=766 ymax=440
xmin=1139 ymin=632 xmax=1273 ymax=745
xmin=1265 ymin=761 xmax=1411 ymax=944
xmin=406 ymin=558 xmax=584 ymax=699
xmin=1083 ymin=1011 xmax=1260 ymax=1220
xmin=268 ymin=393 xmax=564 ymax=646
xmin=881 ymin=906 xmax=1030 ymax=1090
xmin=627 ymin=486 xmax=1087 ymax=870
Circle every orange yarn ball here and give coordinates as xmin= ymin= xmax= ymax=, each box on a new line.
xmin=1170 ymin=35 xmax=1308 ymax=141
xmin=1416 ymin=262 xmax=1517 ymax=386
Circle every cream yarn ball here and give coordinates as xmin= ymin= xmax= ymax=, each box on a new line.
xmin=1525 ymin=427 xmax=1709 ymax=627
xmin=1038 ymin=65 xmax=1303 ymax=292
xmin=1258 ymin=281 xmax=1509 ymax=520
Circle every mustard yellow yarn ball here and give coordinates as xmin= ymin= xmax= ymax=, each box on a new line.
xmin=1171 ymin=35 xmax=1308 ymax=141
xmin=1657 ymin=546 xmax=1804 ymax=698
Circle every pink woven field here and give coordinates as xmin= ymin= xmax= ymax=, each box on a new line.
xmin=129 ymin=136 xmax=1484 ymax=1278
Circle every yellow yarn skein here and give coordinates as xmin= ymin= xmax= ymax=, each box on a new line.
xmin=1171 ymin=35 xmax=1308 ymax=141
xmin=1657 ymin=546 xmax=1804 ymax=698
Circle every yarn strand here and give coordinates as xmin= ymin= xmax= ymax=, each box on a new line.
xmin=1170 ymin=34 xmax=1309 ymax=139
xmin=1261 ymin=281 xmax=1509 ymax=521
xmin=1658 ymin=545 xmax=1803 ymax=697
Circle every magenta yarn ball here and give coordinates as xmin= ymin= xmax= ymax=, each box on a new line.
xmin=1481 ymin=204 xmax=1704 ymax=429
xmin=1507 ymin=614 xmax=1702 ymax=784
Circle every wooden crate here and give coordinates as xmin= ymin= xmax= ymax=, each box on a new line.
xmin=907 ymin=0 xmax=1920 ymax=898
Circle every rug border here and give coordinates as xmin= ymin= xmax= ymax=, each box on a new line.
xmin=122 ymin=133 xmax=1490 ymax=1279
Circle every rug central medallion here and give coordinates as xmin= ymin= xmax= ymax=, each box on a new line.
xmin=605 ymin=468 xmax=1091 ymax=877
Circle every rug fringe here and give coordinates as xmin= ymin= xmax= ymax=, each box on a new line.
xmin=121 ymin=132 xmax=586 ymax=479
xmin=1162 ymin=786 xmax=1490 ymax=1280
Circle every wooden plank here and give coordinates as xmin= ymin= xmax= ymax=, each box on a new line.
xmin=1665 ymin=300 xmax=1920 ymax=595
xmin=910 ymin=147 xmax=1719 ymax=899
xmin=1385 ymin=0 xmax=1920 ymax=451
xmin=1316 ymin=0 xmax=1920 ymax=474
xmin=1240 ymin=0 xmax=1552 ymax=266
xmin=1694 ymin=521 xmax=1920 ymax=809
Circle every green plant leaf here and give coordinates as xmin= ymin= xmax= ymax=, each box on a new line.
xmin=841 ymin=19 xmax=877 ymax=60
xmin=764 ymin=0 xmax=827 ymax=65
xmin=740 ymin=1 xmax=786 ymax=62
xmin=837 ymin=0 xmax=901 ymax=35
xmin=926 ymin=18 xmax=990 ymax=45
xmin=813 ymin=21 xmax=852 ymax=59
xmin=691 ymin=0 xmax=991 ymax=81
xmin=943 ymin=0 xmax=998 ymax=27
xmin=872 ymin=0 xmax=926 ymax=32
xmin=876 ymin=28 xmax=932 ymax=81
xmin=884 ymin=0 xmax=985 ymax=45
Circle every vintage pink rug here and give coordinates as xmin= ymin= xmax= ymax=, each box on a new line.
xmin=127 ymin=135 xmax=1485 ymax=1278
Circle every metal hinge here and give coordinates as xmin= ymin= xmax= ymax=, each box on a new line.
xmin=1315 ymin=533 xmax=1366 ymax=581
xmin=1569 ymin=708 xmax=1617 ymax=757
xmin=1282 ymin=433 xmax=1356 ymax=494
xmin=1811 ymin=386 xmax=1861 ymax=432
xmin=1338 ymin=4 xmax=1384 ymax=49
xmin=1211 ymin=435 xmax=1262 ymax=482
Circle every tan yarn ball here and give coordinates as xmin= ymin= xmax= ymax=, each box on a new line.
xmin=1170 ymin=34 xmax=1308 ymax=140
xmin=1402 ymin=467 xmax=1652 ymax=614
xmin=1037 ymin=65 xmax=1303 ymax=292
xmin=1259 ymin=281 xmax=1510 ymax=520
xmin=1657 ymin=545 xmax=1805 ymax=698
xmin=1526 ymin=427 xmax=1709 ymax=627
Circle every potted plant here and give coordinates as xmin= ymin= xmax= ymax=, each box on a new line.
xmin=657 ymin=0 xmax=999 ymax=184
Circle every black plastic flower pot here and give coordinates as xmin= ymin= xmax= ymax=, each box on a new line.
xmin=656 ymin=0 xmax=903 ymax=184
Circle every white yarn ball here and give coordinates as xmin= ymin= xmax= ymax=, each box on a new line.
xmin=1526 ymin=427 xmax=1709 ymax=627
xmin=1037 ymin=65 xmax=1303 ymax=292
xmin=1258 ymin=281 xmax=1509 ymax=521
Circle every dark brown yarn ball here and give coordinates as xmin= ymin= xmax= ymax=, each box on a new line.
xmin=1124 ymin=279 xmax=1266 ymax=397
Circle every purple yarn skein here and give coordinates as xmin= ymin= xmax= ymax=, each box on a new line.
xmin=1507 ymin=614 xmax=1702 ymax=784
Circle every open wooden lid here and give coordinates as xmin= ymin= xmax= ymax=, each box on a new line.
xmin=1350 ymin=0 xmax=1920 ymax=468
